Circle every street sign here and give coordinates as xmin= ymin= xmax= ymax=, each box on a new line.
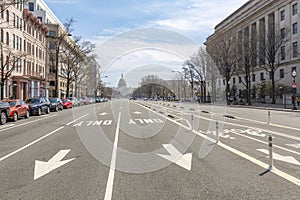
xmin=292 ymin=70 xmax=297 ymax=77
xmin=292 ymin=82 xmax=297 ymax=88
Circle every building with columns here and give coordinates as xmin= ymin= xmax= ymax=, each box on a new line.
xmin=206 ymin=0 xmax=300 ymax=104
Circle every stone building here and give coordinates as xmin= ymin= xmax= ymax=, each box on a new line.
xmin=206 ymin=0 xmax=300 ymax=104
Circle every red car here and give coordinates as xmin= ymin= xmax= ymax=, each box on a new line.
xmin=4 ymin=99 xmax=30 ymax=121
xmin=61 ymin=98 xmax=73 ymax=109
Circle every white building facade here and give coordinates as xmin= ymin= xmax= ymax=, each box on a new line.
xmin=206 ymin=0 xmax=300 ymax=104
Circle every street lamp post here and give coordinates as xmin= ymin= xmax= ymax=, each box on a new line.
xmin=292 ymin=70 xmax=297 ymax=110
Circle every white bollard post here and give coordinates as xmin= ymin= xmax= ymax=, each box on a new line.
xmin=267 ymin=111 xmax=270 ymax=125
xmin=216 ymin=121 xmax=219 ymax=143
xmin=268 ymin=135 xmax=273 ymax=170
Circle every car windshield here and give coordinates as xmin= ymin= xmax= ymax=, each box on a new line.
xmin=49 ymin=98 xmax=57 ymax=103
xmin=62 ymin=99 xmax=68 ymax=102
xmin=25 ymin=98 xmax=40 ymax=104
xmin=8 ymin=101 xmax=16 ymax=107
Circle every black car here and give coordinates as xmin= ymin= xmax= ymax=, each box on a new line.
xmin=25 ymin=97 xmax=50 ymax=116
xmin=0 ymin=102 xmax=10 ymax=125
xmin=49 ymin=98 xmax=63 ymax=112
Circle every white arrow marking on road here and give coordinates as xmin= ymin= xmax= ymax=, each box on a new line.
xmin=99 ymin=112 xmax=108 ymax=116
xmin=285 ymin=144 xmax=300 ymax=149
xmin=34 ymin=149 xmax=75 ymax=180
xmin=257 ymin=149 xmax=300 ymax=166
xmin=133 ymin=111 xmax=142 ymax=115
xmin=157 ymin=144 xmax=192 ymax=171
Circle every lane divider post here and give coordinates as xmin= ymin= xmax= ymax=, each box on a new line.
xmin=268 ymin=134 xmax=273 ymax=170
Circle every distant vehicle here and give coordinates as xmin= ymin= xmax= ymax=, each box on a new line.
xmin=0 ymin=102 xmax=10 ymax=125
xmin=25 ymin=97 xmax=50 ymax=116
xmin=49 ymin=98 xmax=63 ymax=112
xmin=77 ymin=98 xmax=84 ymax=106
xmin=4 ymin=99 xmax=30 ymax=121
xmin=67 ymin=97 xmax=78 ymax=107
xmin=62 ymin=98 xmax=73 ymax=109
xmin=82 ymin=97 xmax=90 ymax=105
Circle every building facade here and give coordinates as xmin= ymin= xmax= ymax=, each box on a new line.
xmin=0 ymin=1 xmax=47 ymax=100
xmin=206 ymin=0 xmax=300 ymax=104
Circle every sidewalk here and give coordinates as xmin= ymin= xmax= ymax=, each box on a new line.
xmin=162 ymin=100 xmax=300 ymax=113
xmin=229 ymin=102 xmax=300 ymax=113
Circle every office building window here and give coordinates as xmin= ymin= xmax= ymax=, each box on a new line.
xmin=29 ymin=2 xmax=34 ymax=12
xmin=6 ymin=10 xmax=9 ymax=22
xmin=239 ymin=77 xmax=242 ymax=83
xmin=49 ymin=31 xmax=56 ymax=36
xmin=281 ymin=10 xmax=285 ymax=21
xmin=260 ymin=72 xmax=264 ymax=81
xmin=281 ymin=46 xmax=285 ymax=60
xmin=280 ymin=69 xmax=284 ymax=79
xmin=233 ymin=77 xmax=236 ymax=85
xmin=293 ymin=42 xmax=298 ymax=57
xmin=252 ymin=74 xmax=256 ymax=82
xmin=293 ymin=3 xmax=298 ymax=15
xmin=13 ymin=13 xmax=15 ymax=27
xmin=281 ymin=28 xmax=285 ymax=39
xmin=293 ymin=23 xmax=298 ymax=34
xmin=0 ymin=29 xmax=3 ymax=43
xmin=6 ymin=32 xmax=9 ymax=45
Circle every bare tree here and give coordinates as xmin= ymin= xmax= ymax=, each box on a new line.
xmin=60 ymin=35 xmax=95 ymax=97
xmin=0 ymin=45 xmax=27 ymax=99
xmin=236 ymin=30 xmax=258 ymax=105
xmin=186 ymin=47 xmax=207 ymax=102
xmin=258 ymin=27 xmax=289 ymax=104
xmin=207 ymin=36 xmax=238 ymax=104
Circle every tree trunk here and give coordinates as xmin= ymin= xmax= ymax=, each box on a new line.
xmin=226 ymin=78 xmax=230 ymax=105
xmin=271 ymin=71 xmax=276 ymax=104
xmin=66 ymin=74 xmax=70 ymax=97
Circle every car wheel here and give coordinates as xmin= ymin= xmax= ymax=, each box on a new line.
xmin=55 ymin=106 xmax=59 ymax=112
xmin=46 ymin=107 xmax=50 ymax=114
xmin=25 ymin=110 xmax=30 ymax=118
xmin=0 ymin=112 xmax=7 ymax=125
xmin=13 ymin=112 xmax=18 ymax=122
xmin=37 ymin=108 xmax=42 ymax=116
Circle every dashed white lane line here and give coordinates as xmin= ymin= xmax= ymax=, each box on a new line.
xmin=0 ymin=114 xmax=89 ymax=163
xmin=104 ymin=112 xmax=121 ymax=200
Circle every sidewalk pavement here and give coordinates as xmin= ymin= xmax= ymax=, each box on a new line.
xmin=229 ymin=102 xmax=300 ymax=113
xmin=161 ymin=100 xmax=300 ymax=113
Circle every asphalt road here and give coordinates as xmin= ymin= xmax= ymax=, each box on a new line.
xmin=0 ymin=99 xmax=299 ymax=199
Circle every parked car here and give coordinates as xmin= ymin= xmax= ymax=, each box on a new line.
xmin=25 ymin=97 xmax=50 ymax=116
xmin=0 ymin=102 xmax=10 ymax=125
xmin=62 ymin=98 xmax=73 ymax=109
xmin=67 ymin=97 xmax=78 ymax=107
xmin=4 ymin=99 xmax=30 ymax=121
xmin=49 ymin=98 xmax=63 ymax=112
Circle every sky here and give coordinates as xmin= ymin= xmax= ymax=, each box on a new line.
xmin=44 ymin=0 xmax=249 ymax=87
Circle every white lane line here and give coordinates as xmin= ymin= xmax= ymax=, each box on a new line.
xmin=136 ymin=102 xmax=300 ymax=187
xmin=226 ymin=130 xmax=300 ymax=155
xmin=0 ymin=114 xmax=58 ymax=132
xmin=66 ymin=113 xmax=90 ymax=126
xmin=0 ymin=115 xmax=89 ymax=163
xmin=104 ymin=112 xmax=121 ymax=200
xmin=152 ymin=103 xmax=300 ymax=141
xmin=0 ymin=126 xmax=64 ymax=162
